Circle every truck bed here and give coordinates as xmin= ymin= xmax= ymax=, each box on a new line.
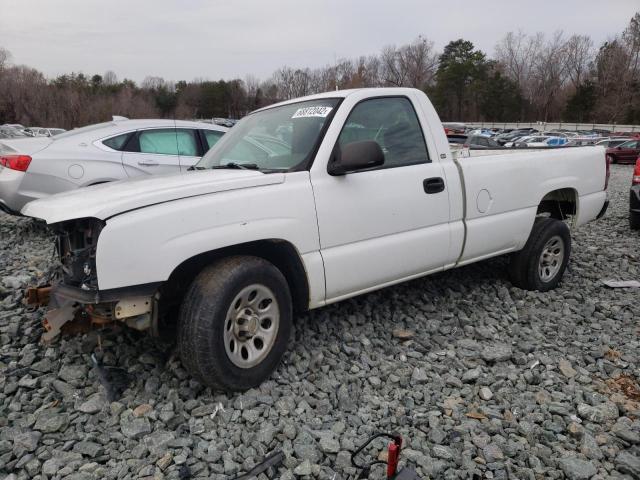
xmin=452 ymin=146 xmax=607 ymax=266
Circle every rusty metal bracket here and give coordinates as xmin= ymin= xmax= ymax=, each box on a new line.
xmin=42 ymin=302 xmax=76 ymax=343
xmin=24 ymin=285 xmax=52 ymax=307
xmin=114 ymin=297 xmax=152 ymax=320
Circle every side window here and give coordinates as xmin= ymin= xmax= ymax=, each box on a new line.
xmin=204 ymin=130 xmax=224 ymax=149
xmin=102 ymin=133 xmax=130 ymax=151
xmin=175 ymin=129 xmax=199 ymax=156
xmin=337 ymin=97 xmax=429 ymax=169
xmin=477 ymin=137 xmax=489 ymax=147
xmin=139 ymin=129 xmax=180 ymax=155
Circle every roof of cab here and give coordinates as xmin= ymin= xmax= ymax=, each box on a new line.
xmin=252 ymin=87 xmax=422 ymax=114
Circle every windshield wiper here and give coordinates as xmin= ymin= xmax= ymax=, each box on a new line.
xmin=187 ymin=166 xmax=206 ymax=171
xmin=211 ymin=162 xmax=260 ymax=170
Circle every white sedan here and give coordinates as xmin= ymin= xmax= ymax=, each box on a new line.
xmin=0 ymin=118 xmax=227 ymax=214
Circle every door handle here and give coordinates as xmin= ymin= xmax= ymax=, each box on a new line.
xmin=138 ymin=159 xmax=159 ymax=166
xmin=423 ymin=177 xmax=445 ymax=194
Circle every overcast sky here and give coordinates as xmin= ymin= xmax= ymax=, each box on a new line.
xmin=1 ymin=0 xmax=638 ymax=83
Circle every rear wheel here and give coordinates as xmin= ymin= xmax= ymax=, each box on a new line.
xmin=178 ymin=256 xmax=292 ymax=391
xmin=509 ymin=218 xmax=571 ymax=291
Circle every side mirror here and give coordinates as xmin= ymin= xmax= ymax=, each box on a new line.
xmin=328 ymin=140 xmax=384 ymax=176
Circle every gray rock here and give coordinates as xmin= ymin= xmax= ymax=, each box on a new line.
xmin=335 ymin=451 xmax=352 ymax=469
xmin=479 ymin=387 xmax=493 ymax=400
xmin=616 ymin=451 xmax=640 ymax=478
xmin=13 ymin=430 xmax=41 ymax=453
xmin=558 ymin=457 xmax=597 ymax=480
xmin=318 ymin=434 xmax=340 ymax=454
xmin=411 ymin=367 xmax=428 ymax=384
xmin=77 ymin=393 xmax=106 ymax=414
xmin=577 ymin=402 xmax=619 ymax=424
xmin=121 ymin=417 xmax=152 ymax=439
xmin=73 ymin=441 xmax=103 ymax=458
xmin=612 ymin=423 xmax=640 ymax=444
xmin=432 ymin=445 xmax=454 ymax=460
xmin=462 ymin=367 xmax=481 ymax=383
xmin=33 ymin=411 xmax=69 ymax=433
xmin=257 ymin=422 xmax=278 ymax=445
xmin=294 ymin=460 xmax=312 ymax=476
xmin=580 ymin=434 xmax=603 ymax=460
xmin=58 ymin=364 xmax=87 ymax=383
xmin=559 ymin=359 xmax=577 ymax=378
xmin=481 ymin=344 xmax=512 ymax=362
xmin=483 ymin=443 xmax=505 ymax=463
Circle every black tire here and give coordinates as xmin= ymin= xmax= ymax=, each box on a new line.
xmin=630 ymin=212 xmax=640 ymax=230
xmin=508 ymin=218 xmax=571 ymax=291
xmin=178 ymin=255 xmax=292 ymax=391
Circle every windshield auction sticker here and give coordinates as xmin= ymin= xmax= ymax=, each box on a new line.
xmin=292 ymin=106 xmax=333 ymax=119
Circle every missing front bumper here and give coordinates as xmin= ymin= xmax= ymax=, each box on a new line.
xmin=33 ymin=282 xmax=161 ymax=342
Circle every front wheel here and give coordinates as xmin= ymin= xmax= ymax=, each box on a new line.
xmin=178 ymin=256 xmax=292 ymax=391
xmin=508 ymin=218 xmax=571 ymax=291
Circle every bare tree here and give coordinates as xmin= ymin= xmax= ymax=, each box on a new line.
xmin=272 ymin=66 xmax=311 ymax=99
xmin=397 ymin=36 xmax=438 ymax=89
xmin=0 ymin=47 xmax=11 ymax=69
xmin=102 ymin=70 xmax=118 ymax=86
xmin=565 ymin=34 xmax=593 ymax=89
xmin=594 ymin=38 xmax=632 ymax=122
xmin=380 ymin=45 xmax=406 ymax=86
xmin=527 ymin=31 xmax=570 ymax=121
xmin=494 ymin=31 xmax=544 ymax=114
xmin=142 ymin=76 xmax=167 ymax=91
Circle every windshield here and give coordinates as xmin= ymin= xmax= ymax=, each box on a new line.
xmin=197 ymin=98 xmax=340 ymax=171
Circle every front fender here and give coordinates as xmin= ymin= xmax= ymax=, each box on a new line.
xmin=94 ymin=172 xmax=320 ymax=291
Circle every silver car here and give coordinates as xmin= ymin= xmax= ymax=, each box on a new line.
xmin=0 ymin=118 xmax=227 ymax=214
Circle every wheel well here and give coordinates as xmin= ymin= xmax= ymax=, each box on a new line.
xmin=160 ymin=240 xmax=310 ymax=316
xmin=537 ymin=188 xmax=577 ymax=223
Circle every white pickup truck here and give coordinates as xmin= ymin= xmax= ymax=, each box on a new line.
xmin=22 ymin=88 xmax=609 ymax=391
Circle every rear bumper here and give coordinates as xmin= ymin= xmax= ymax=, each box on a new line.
xmin=630 ymin=185 xmax=640 ymax=213
xmin=0 ymin=168 xmax=29 ymax=214
xmin=597 ymin=199 xmax=609 ymax=220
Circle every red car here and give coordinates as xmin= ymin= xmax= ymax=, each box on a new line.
xmin=630 ymin=158 xmax=640 ymax=230
xmin=607 ymin=139 xmax=640 ymax=164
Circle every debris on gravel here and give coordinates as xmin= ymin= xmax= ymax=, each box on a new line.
xmin=1 ymin=165 xmax=640 ymax=479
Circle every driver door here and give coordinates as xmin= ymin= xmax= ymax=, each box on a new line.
xmin=311 ymin=96 xmax=451 ymax=301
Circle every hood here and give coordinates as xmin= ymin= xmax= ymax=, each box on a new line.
xmin=21 ymin=170 xmax=285 ymax=224
xmin=0 ymin=137 xmax=53 ymax=155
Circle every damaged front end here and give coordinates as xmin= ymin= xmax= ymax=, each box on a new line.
xmin=28 ymin=218 xmax=160 ymax=342
xmin=55 ymin=217 xmax=103 ymax=291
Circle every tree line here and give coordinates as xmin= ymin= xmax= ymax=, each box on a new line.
xmin=0 ymin=12 xmax=638 ymax=129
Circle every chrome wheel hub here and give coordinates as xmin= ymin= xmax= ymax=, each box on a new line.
xmin=224 ymin=284 xmax=279 ymax=369
xmin=538 ymin=235 xmax=564 ymax=282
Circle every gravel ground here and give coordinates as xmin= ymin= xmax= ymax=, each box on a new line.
xmin=1 ymin=165 xmax=639 ymax=480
